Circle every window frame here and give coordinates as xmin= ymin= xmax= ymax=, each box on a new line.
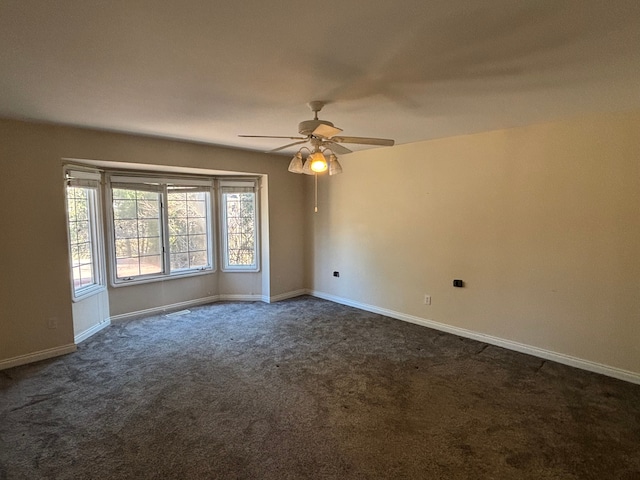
xmin=64 ymin=169 xmax=106 ymax=301
xmin=219 ymin=179 xmax=260 ymax=272
xmin=166 ymin=184 xmax=214 ymax=275
xmin=106 ymin=174 xmax=215 ymax=286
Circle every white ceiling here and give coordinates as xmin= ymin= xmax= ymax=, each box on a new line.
xmin=1 ymin=0 xmax=640 ymax=155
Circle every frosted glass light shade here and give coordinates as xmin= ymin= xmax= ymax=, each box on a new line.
xmin=328 ymin=154 xmax=343 ymax=175
xmin=288 ymin=152 xmax=304 ymax=173
xmin=309 ymin=151 xmax=328 ymax=172
xmin=301 ymin=157 xmax=314 ymax=175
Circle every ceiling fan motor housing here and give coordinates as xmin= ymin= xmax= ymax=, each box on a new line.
xmin=298 ymin=119 xmax=335 ymax=136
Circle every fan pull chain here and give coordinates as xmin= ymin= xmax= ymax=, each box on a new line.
xmin=314 ymin=173 xmax=318 ymax=213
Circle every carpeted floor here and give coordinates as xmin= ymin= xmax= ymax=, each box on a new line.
xmin=1 ymin=296 xmax=639 ymax=479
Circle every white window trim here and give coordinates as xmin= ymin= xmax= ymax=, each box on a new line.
xmin=106 ymin=173 xmax=216 ymax=286
xmin=219 ymin=179 xmax=261 ymax=272
xmin=64 ymin=168 xmax=106 ymax=301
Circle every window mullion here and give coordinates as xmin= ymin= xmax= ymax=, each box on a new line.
xmin=88 ymin=189 xmax=101 ymax=286
xmin=207 ymin=186 xmax=220 ymax=267
xmin=161 ymin=184 xmax=171 ymax=276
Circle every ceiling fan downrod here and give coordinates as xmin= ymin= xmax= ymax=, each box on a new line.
xmin=308 ymin=100 xmax=325 ymax=120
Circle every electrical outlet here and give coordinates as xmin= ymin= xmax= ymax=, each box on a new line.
xmin=424 ymin=295 xmax=431 ymax=305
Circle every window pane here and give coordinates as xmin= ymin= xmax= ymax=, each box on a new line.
xmin=138 ymin=218 xmax=160 ymax=237
xmin=112 ymin=199 xmax=136 ymax=219
xmin=140 ymin=235 xmax=162 ymax=256
xmin=188 ymin=199 xmax=206 ymax=216
xmin=167 ymin=189 xmax=210 ymax=272
xmin=137 ymin=196 xmax=160 ymax=218
xmin=223 ymin=191 xmax=256 ymax=268
xmin=168 ymin=191 xmax=186 ymax=216
xmin=171 ymin=235 xmax=188 ymax=253
xmin=189 ymin=218 xmax=206 ymax=234
xmin=115 ymin=238 xmax=139 ymax=259
xmin=70 ymin=244 xmax=80 ymax=264
xmin=190 ymin=251 xmax=208 ymax=267
xmin=137 ymin=190 xmax=160 ymax=201
xmin=170 ymin=253 xmax=189 ymax=270
xmin=79 ymin=264 xmax=94 ymax=288
xmin=112 ymin=188 xmax=163 ymax=279
xmin=188 ymin=234 xmax=206 ymax=251
xmin=139 ymin=255 xmax=163 ymax=275
xmin=66 ymin=185 xmax=99 ymax=295
xmin=75 ymin=221 xmax=90 ymax=243
xmin=228 ymin=235 xmax=239 ymax=251
xmin=74 ymin=202 xmax=88 ymax=222
xmin=169 ymin=218 xmax=188 ymax=237
xmin=116 ymin=258 xmax=140 ymax=277
xmin=112 ymin=188 xmax=132 ymax=200
xmin=242 ymin=234 xmax=254 ymax=249
xmin=76 ymin=243 xmax=91 ymax=262
xmin=114 ymin=219 xmax=138 ymax=239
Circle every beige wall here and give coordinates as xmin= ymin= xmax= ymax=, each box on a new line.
xmin=310 ymin=110 xmax=640 ymax=375
xmin=0 ymin=119 xmax=306 ymax=362
xmin=2 ymin=110 xmax=638 ymax=377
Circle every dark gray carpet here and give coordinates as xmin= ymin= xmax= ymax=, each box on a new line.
xmin=1 ymin=296 xmax=639 ymax=479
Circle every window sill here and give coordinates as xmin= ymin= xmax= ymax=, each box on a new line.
xmin=110 ymin=267 xmax=215 ymax=288
xmin=72 ymin=285 xmax=106 ymax=302
xmin=221 ymin=267 xmax=261 ymax=273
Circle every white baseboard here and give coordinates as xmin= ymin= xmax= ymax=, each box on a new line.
xmin=109 ymin=295 xmax=221 ymax=322
xmin=269 ymin=289 xmax=309 ymax=303
xmin=0 ymin=344 xmax=77 ymax=371
xmin=12 ymin=291 xmax=633 ymax=384
xmin=109 ymin=294 xmax=268 ymax=323
xmin=219 ymin=294 xmax=264 ymax=302
xmin=310 ymin=290 xmax=640 ymax=385
xmin=74 ymin=319 xmax=111 ymax=344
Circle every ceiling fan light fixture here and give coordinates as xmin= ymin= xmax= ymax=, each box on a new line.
xmin=309 ymin=151 xmax=328 ymax=173
xmin=301 ymin=156 xmax=314 ymax=175
xmin=239 ymin=101 xmax=394 ymax=183
xmin=328 ymin=154 xmax=343 ymax=176
xmin=288 ymin=152 xmax=304 ymax=173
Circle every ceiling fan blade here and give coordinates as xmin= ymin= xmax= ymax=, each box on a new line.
xmin=323 ymin=141 xmax=352 ymax=154
xmin=238 ymin=135 xmax=306 ymax=140
xmin=332 ymin=136 xmax=395 ymax=146
xmin=312 ymin=124 xmax=343 ymax=139
xmin=268 ymin=140 xmax=308 ymax=153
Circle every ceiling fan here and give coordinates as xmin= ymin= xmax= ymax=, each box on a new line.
xmin=239 ymin=101 xmax=395 ymax=175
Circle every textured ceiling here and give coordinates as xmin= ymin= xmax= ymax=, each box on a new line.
xmin=1 ymin=0 xmax=640 ymax=155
